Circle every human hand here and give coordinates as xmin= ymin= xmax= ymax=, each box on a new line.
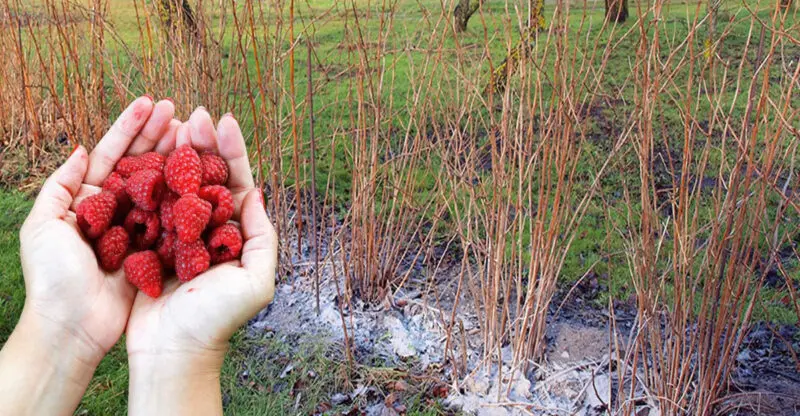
xmin=126 ymin=108 xmax=277 ymax=415
xmin=0 ymin=96 xmax=178 ymax=415
xmin=19 ymin=96 xmax=179 ymax=362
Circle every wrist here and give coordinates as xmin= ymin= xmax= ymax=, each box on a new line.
xmin=128 ymin=346 xmax=226 ymax=416
xmin=0 ymin=309 xmax=101 ymax=415
xmin=129 ymin=346 xmax=226 ymax=377
xmin=17 ymin=307 xmax=106 ymax=370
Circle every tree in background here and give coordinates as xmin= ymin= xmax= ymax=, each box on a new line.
xmin=454 ymin=0 xmax=482 ymax=32
xmin=705 ymin=0 xmax=721 ymax=62
xmin=156 ymin=0 xmax=200 ymax=42
xmin=605 ymin=0 xmax=628 ymax=23
xmin=485 ymin=0 xmax=544 ymax=93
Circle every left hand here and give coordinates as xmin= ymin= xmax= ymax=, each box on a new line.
xmin=19 ymin=96 xmax=179 ymax=361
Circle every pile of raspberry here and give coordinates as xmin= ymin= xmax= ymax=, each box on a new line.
xmin=75 ymin=144 xmax=243 ymax=298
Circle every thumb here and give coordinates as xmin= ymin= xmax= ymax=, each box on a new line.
xmin=240 ymin=189 xmax=278 ymax=304
xmin=28 ymin=146 xmax=90 ymax=222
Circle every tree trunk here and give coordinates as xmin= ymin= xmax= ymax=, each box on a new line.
xmin=454 ymin=0 xmax=481 ymax=33
xmin=156 ymin=0 xmax=199 ymax=42
xmin=706 ymin=0 xmax=720 ymax=62
xmin=605 ymin=0 xmax=628 ymax=23
xmin=485 ymin=0 xmax=544 ymax=93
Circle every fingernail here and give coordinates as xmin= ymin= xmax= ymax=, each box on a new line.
xmin=69 ymin=144 xmax=80 ymax=157
xmin=197 ymin=105 xmax=207 ymax=112
xmin=222 ymin=112 xmax=233 ymax=119
xmin=164 ymin=97 xmax=174 ymax=105
xmin=143 ymin=94 xmax=153 ymax=102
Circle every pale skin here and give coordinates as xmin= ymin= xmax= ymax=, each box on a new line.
xmin=0 ymin=96 xmax=277 ymax=416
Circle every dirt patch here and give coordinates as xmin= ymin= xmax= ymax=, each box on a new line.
xmin=547 ymin=323 xmax=609 ymax=365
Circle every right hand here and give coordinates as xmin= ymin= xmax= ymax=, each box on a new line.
xmin=126 ymin=108 xmax=277 ymax=373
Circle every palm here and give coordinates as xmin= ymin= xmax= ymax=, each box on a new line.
xmin=127 ymin=265 xmax=260 ymax=353
xmin=127 ymin=108 xmax=275 ymax=356
xmin=21 ymin=217 xmax=134 ymax=352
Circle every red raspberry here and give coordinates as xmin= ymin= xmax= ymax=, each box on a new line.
xmin=164 ymin=145 xmax=202 ymax=195
xmin=156 ymin=231 xmax=177 ymax=268
xmin=159 ymin=192 xmax=180 ymax=231
xmin=116 ymin=152 xmax=166 ymax=178
xmin=101 ymin=172 xmax=131 ymax=224
xmin=95 ymin=226 xmax=129 ymax=271
xmin=124 ymin=208 xmax=160 ymax=249
xmin=76 ymin=192 xmax=117 ymax=239
xmin=173 ymin=194 xmax=212 ymax=242
xmin=102 ymin=172 xmax=128 ymax=206
xmin=198 ymin=185 xmax=234 ymax=227
xmin=207 ymin=224 xmax=243 ymax=264
xmin=200 ymin=152 xmax=228 ymax=186
xmin=123 ymin=251 xmax=163 ymax=298
xmin=175 ymin=239 xmax=210 ymax=282
xmin=126 ymin=169 xmax=166 ymax=211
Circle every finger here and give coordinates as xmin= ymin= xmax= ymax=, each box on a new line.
xmin=188 ymin=107 xmax=219 ymax=152
xmin=127 ymin=99 xmax=175 ymax=155
xmin=85 ymin=97 xmax=155 ymax=186
xmin=175 ymin=121 xmax=191 ymax=147
xmin=217 ymin=114 xmax=255 ymax=201
xmin=28 ymin=146 xmax=89 ymax=222
xmin=239 ymin=189 xmax=277 ymax=304
xmin=155 ymin=119 xmax=181 ymax=155
xmin=70 ymin=183 xmax=103 ymax=211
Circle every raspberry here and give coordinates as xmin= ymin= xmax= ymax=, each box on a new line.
xmin=175 ymin=239 xmax=210 ymax=282
xmin=123 ymin=251 xmax=163 ymax=298
xmin=198 ymin=185 xmax=234 ymax=227
xmin=76 ymin=192 xmax=117 ymax=239
xmin=124 ymin=208 xmax=160 ymax=249
xmin=164 ymin=144 xmax=202 ymax=196
xmin=207 ymin=224 xmax=243 ymax=264
xmin=156 ymin=231 xmax=176 ymax=268
xmin=201 ymin=152 xmax=228 ymax=186
xmin=126 ymin=169 xmax=166 ymax=211
xmin=95 ymin=226 xmax=129 ymax=271
xmin=173 ymin=194 xmax=212 ymax=242
xmin=102 ymin=172 xmax=128 ymax=206
xmin=102 ymin=172 xmax=131 ymax=224
xmin=159 ymin=192 xmax=180 ymax=231
xmin=116 ymin=152 xmax=166 ymax=178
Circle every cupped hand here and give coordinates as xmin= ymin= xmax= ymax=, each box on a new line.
xmin=19 ymin=96 xmax=179 ymax=360
xmin=126 ymin=108 xmax=277 ymax=364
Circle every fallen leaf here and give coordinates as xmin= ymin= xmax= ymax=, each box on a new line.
xmin=384 ymin=392 xmax=398 ymax=406
xmin=431 ymin=384 xmax=448 ymax=398
xmin=391 ymin=380 xmax=408 ymax=392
